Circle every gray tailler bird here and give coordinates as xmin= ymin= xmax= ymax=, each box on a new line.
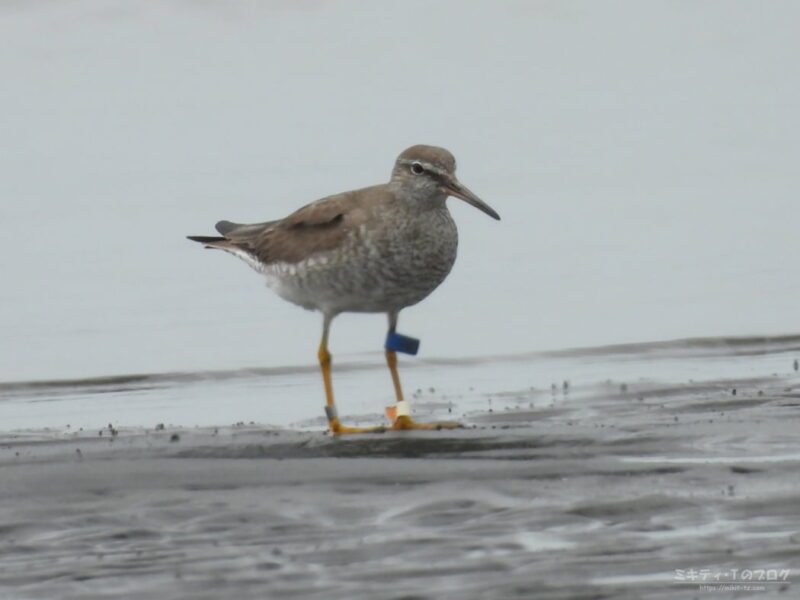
xmin=188 ymin=144 xmax=500 ymax=434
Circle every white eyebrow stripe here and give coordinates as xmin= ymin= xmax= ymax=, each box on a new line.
xmin=397 ymin=159 xmax=448 ymax=177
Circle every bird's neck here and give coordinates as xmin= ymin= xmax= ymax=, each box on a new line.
xmin=389 ymin=181 xmax=449 ymax=214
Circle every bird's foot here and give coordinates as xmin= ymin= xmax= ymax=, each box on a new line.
xmin=385 ymin=404 xmax=463 ymax=430
xmin=389 ymin=415 xmax=463 ymax=431
xmin=326 ymin=415 xmax=463 ymax=435
xmin=328 ymin=418 xmax=387 ymax=435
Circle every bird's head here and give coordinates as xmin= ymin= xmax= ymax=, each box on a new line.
xmin=391 ymin=145 xmax=500 ymax=220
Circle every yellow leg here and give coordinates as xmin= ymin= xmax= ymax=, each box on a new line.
xmin=318 ymin=316 xmax=386 ymax=435
xmin=318 ymin=330 xmax=339 ymax=430
xmin=384 ymin=315 xmax=462 ymax=431
xmin=386 ymin=348 xmax=404 ymax=403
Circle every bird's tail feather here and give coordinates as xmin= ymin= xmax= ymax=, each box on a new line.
xmin=187 ymin=235 xmax=224 ymax=243
xmin=186 ymin=235 xmax=235 ymax=250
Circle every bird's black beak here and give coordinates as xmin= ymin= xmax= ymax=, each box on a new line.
xmin=443 ymin=177 xmax=500 ymax=220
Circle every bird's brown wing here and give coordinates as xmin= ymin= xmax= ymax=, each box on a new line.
xmin=194 ymin=185 xmax=390 ymax=265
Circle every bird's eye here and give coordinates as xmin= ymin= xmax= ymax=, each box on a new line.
xmin=410 ymin=162 xmax=424 ymax=175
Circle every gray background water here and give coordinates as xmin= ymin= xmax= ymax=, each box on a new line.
xmin=2 ymin=0 xmax=799 ymax=385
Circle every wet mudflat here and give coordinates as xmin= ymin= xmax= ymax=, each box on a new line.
xmin=1 ymin=338 xmax=798 ymax=599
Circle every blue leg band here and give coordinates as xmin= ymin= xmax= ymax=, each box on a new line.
xmin=385 ymin=332 xmax=420 ymax=355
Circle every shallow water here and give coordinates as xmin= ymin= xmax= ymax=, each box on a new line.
xmin=2 ymin=334 xmax=799 ymax=432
